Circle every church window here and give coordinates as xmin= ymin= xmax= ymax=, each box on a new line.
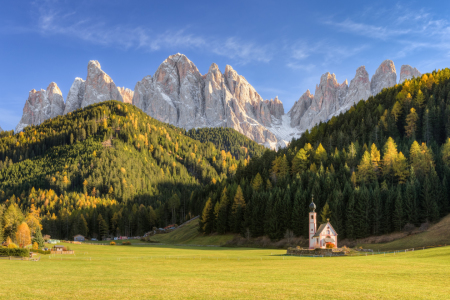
xmin=311 ymin=215 xmax=313 ymax=219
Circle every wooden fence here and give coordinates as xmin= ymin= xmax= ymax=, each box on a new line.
xmin=50 ymin=250 xmax=75 ymax=255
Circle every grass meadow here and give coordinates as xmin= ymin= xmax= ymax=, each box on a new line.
xmin=0 ymin=242 xmax=449 ymax=299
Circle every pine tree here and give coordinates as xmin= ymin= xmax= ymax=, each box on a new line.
xmin=216 ymin=188 xmax=229 ymax=234
xmin=97 ymin=214 xmax=108 ymax=240
xmin=404 ymin=181 xmax=417 ymax=225
xmin=320 ymin=202 xmax=332 ymax=224
xmin=393 ymin=187 xmax=403 ymax=231
xmin=315 ymin=144 xmax=328 ymax=164
xmin=291 ymin=149 xmax=309 ymax=175
xmin=405 ymin=108 xmax=419 ymax=138
xmin=291 ymin=189 xmax=303 ymax=237
xmin=200 ymin=198 xmax=213 ymax=233
xmin=393 ymin=152 xmax=409 ymax=184
xmin=442 ymin=138 xmax=450 ymax=168
xmin=370 ymin=143 xmax=381 ymax=177
xmin=414 ymin=89 xmax=425 ymax=108
xmin=251 ymin=173 xmax=263 ymax=191
xmin=345 ymin=191 xmax=355 ymax=239
xmin=32 ymin=226 xmax=45 ymax=248
xmin=372 ymin=182 xmax=382 ymax=235
xmin=357 ymin=151 xmax=376 ymax=183
xmin=231 ymin=186 xmax=246 ymax=233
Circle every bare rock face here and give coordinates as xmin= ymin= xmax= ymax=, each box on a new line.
xmin=399 ymin=65 xmax=421 ymax=83
xmin=203 ymin=63 xmax=227 ymax=127
xmin=132 ymin=54 xmax=279 ymax=146
xmin=82 ymin=60 xmax=123 ymax=108
xmin=263 ymin=96 xmax=284 ymax=120
xmin=64 ymin=77 xmax=85 ymax=114
xmin=15 ymin=82 xmax=65 ymax=132
xmin=289 ymin=90 xmax=314 ymax=127
xmin=298 ymin=73 xmax=348 ymax=131
xmin=118 ymin=87 xmax=134 ymax=104
xmin=345 ymin=66 xmax=371 ymax=106
xmin=132 ymin=75 xmax=152 ymax=113
xmin=370 ymin=60 xmax=397 ymax=96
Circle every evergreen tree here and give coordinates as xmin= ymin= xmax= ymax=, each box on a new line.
xmin=231 ymin=186 xmax=246 ymax=233
xmin=97 ymin=214 xmax=108 ymax=240
xmin=320 ymin=202 xmax=332 ymax=224
xmin=291 ymin=149 xmax=309 ymax=175
xmin=393 ymin=186 xmax=403 ymax=231
xmin=251 ymin=173 xmax=263 ymax=191
xmin=200 ymin=198 xmax=213 ymax=234
xmin=32 ymin=226 xmax=45 ymax=248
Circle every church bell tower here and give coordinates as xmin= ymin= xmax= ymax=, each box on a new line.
xmin=309 ymin=195 xmax=317 ymax=249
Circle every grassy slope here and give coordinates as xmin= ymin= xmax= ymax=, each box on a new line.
xmin=153 ymin=219 xmax=235 ymax=246
xmin=358 ymin=214 xmax=450 ymax=251
xmin=1 ymin=243 xmax=450 ymax=299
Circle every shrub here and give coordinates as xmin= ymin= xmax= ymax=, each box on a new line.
xmin=7 ymin=242 xmax=18 ymax=249
xmin=122 ymin=241 xmax=131 ymax=245
xmin=326 ymin=243 xmax=335 ymax=249
xmin=32 ymin=242 xmax=39 ymax=250
xmin=0 ymin=248 xmax=30 ymax=257
xmin=110 ymin=241 xmax=116 ymax=245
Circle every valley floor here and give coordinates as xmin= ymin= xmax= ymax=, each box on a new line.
xmin=0 ymin=242 xmax=449 ymax=299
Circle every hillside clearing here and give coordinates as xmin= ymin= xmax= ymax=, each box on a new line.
xmin=357 ymin=214 xmax=450 ymax=251
xmin=151 ymin=219 xmax=235 ymax=246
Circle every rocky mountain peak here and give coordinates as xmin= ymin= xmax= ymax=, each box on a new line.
xmin=345 ymin=65 xmax=371 ymax=107
xmin=371 ymin=59 xmax=396 ymax=96
xmin=15 ymin=82 xmax=65 ymax=132
xmin=263 ymin=96 xmax=285 ymax=120
xmin=82 ymin=60 xmax=123 ymax=108
xmin=400 ymin=65 xmax=421 ymax=83
xmin=64 ymin=77 xmax=86 ymax=114
xmin=118 ymin=87 xmax=134 ymax=104
xmin=289 ymin=90 xmax=314 ymax=127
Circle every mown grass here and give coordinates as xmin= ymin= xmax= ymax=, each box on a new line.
xmin=1 ymin=242 xmax=449 ymax=299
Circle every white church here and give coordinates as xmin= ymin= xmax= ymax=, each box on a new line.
xmin=309 ymin=199 xmax=338 ymax=249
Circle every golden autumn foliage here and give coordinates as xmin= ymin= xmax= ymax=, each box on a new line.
xmin=16 ymin=222 xmax=31 ymax=248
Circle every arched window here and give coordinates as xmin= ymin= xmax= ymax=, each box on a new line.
xmin=311 ymin=215 xmax=313 ymax=219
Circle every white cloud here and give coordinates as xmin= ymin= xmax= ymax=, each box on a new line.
xmin=325 ymin=19 xmax=411 ymax=40
xmin=286 ymin=40 xmax=368 ymax=71
xmin=30 ymin=3 xmax=273 ymax=64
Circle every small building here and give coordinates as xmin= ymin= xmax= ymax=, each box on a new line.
xmin=48 ymin=239 xmax=61 ymax=244
xmin=52 ymin=245 xmax=65 ymax=251
xmin=308 ymin=198 xmax=338 ymax=249
xmin=74 ymin=235 xmax=85 ymax=242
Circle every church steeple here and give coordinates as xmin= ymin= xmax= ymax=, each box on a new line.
xmin=308 ymin=194 xmax=317 ymax=249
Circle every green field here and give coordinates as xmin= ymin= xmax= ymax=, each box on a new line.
xmin=1 ymin=242 xmax=449 ymax=299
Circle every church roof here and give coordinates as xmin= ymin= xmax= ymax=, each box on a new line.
xmin=313 ymin=222 xmax=338 ymax=237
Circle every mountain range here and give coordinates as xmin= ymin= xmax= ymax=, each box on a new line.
xmin=14 ymin=54 xmax=421 ymax=148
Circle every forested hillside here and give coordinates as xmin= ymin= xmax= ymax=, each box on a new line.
xmin=0 ymin=101 xmax=253 ymax=240
xmin=187 ymin=127 xmax=267 ymax=159
xmin=199 ymin=69 xmax=450 ymax=241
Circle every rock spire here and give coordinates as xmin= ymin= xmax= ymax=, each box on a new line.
xmin=16 ymin=82 xmax=65 ymax=132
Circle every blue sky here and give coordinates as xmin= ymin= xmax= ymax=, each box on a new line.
xmin=1 ymin=0 xmax=450 ymax=130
